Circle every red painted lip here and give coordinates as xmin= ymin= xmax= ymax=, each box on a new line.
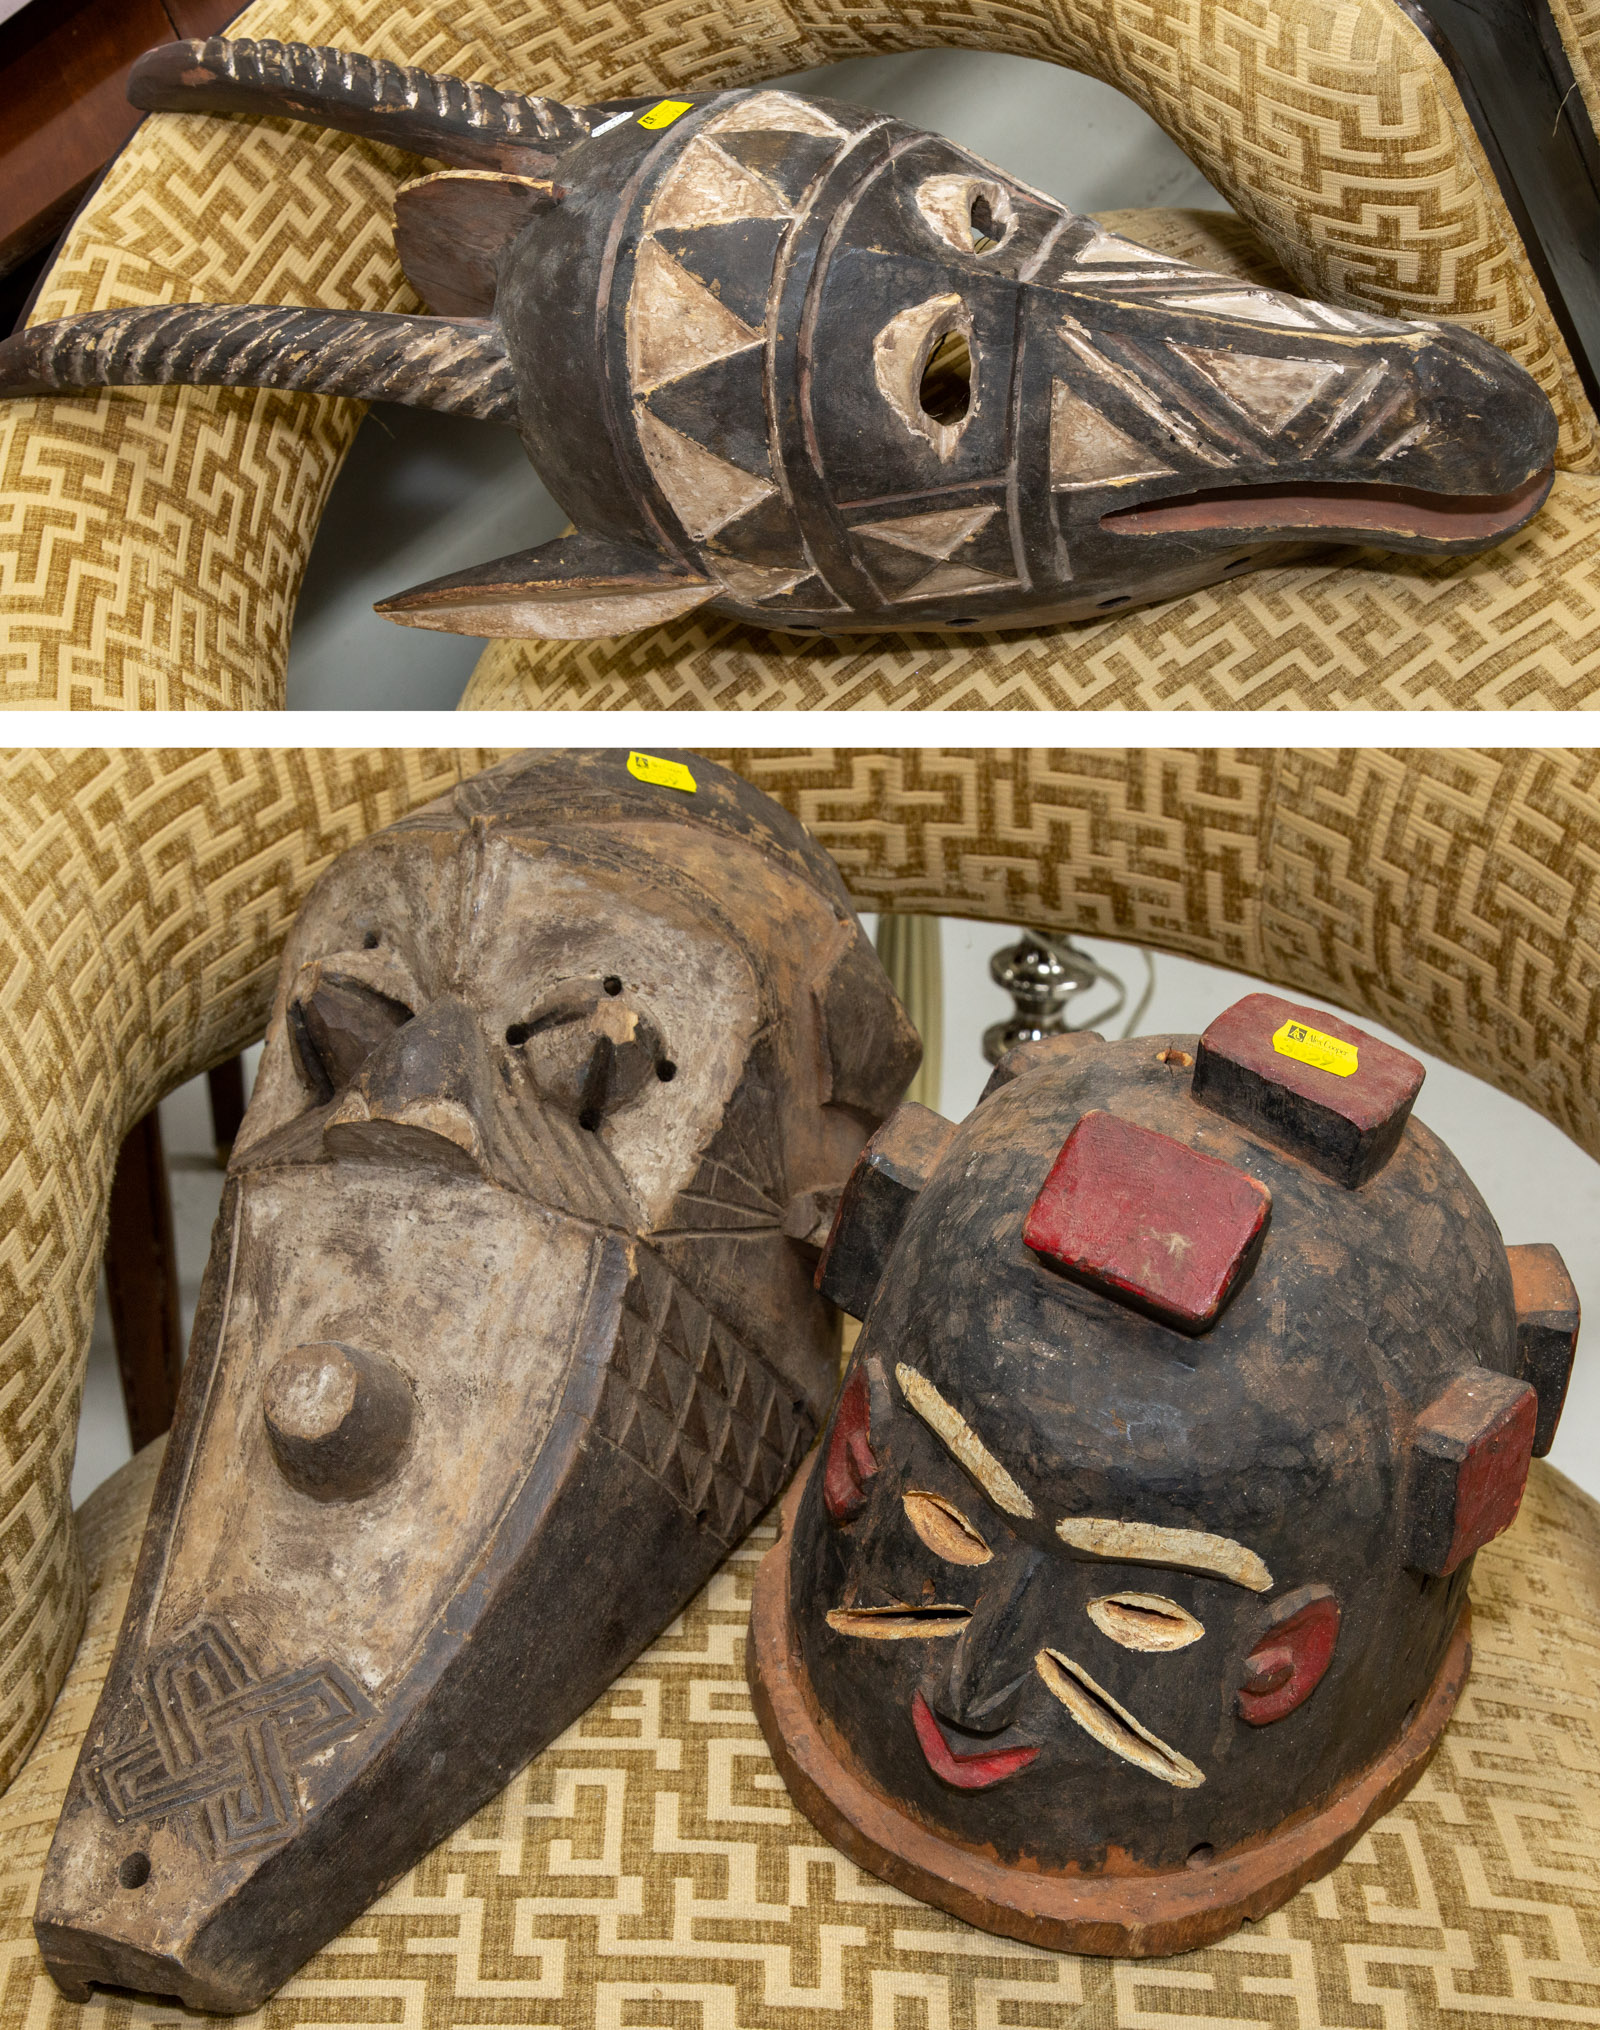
xmin=911 ymin=1692 xmax=1040 ymax=1790
xmin=1099 ymin=466 xmax=1554 ymax=547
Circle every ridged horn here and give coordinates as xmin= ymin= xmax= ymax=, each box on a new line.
xmin=128 ymin=37 xmax=594 ymax=174
xmin=0 ymin=306 xmax=519 ymax=422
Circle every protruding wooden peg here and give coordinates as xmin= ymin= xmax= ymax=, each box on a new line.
xmin=816 ymin=1102 xmax=957 ymax=1320
xmin=1507 ymin=1242 xmax=1579 ymax=1456
xmin=1406 ymin=1369 xmax=1537 ymax=1575
xmin=263 ymin=1343 xmax=415 ymax=1502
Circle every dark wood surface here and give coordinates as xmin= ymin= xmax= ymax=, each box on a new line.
xmin=0 ymin=0 xmax=236 ymax=280
xmin=749 ymin=1457 xmax=1473 ymax=1957
xmin=102 ymin=1110 xmax=184 ymax=1451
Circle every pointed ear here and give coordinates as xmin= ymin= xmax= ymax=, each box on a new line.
xmin=394 ymin=172 xmax=561 ymax=316
xmin=812 ymin=925 xmax=923 ymax=1117
xmin=375 ymin=531 xmax=716 ymax=639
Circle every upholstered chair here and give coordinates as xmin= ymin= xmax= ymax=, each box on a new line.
xmin=1 ymin=0 xmax=1598 ymax=708
xmin=1 ymin=747 xmax=1597 ymax=2028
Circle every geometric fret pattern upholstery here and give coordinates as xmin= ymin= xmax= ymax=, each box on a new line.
xmin=3 ymin=0 xmax=1600 ymax=706
xmin=1 ymin=1439 xmax=1596 ymax=2028
xmin=5 ymin=746 xmax=1600 ymax=1807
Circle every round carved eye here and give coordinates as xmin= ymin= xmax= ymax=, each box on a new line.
xmin=290 ymin=972 xmax=413 ymax=1101
xmin=903 ymin=1490 xmax=992 ymax=1565
xmin=917 ymin=174 xmax=1014 ymax=256
xmin=1087 ymin=1592 xmax=1205 ymax=1652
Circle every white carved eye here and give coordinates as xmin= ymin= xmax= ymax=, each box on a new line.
xmin=903 ymin=1489 xmax=993 ymax=1565
xmin=872 ymin=293 xmax=975 ymax=461
xmin=918 ymin=175 xmax=1014 ymax=256
xmin=1087 ymin=1592 xmax=1205 ymax=1651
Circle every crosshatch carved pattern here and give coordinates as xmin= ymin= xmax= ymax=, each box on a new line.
xmin=8 ymin=748 xmax=1600 ymax=1822
xmin=1 ymin=1437 xmax=1597 ymax=2029
xmin=2 ymin=0 xmax=1600 ymax=705
xmin=89 ymin=1617 xmax=374 ymax=1858
xmin=600 ymin=1251 xmax=818 ymax=1548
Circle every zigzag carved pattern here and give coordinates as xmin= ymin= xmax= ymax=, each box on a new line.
xmin=2 ymin=1443 xmax=1598 ymax=2025
xmin=2 ymin=0 xmax=1598 ymax=704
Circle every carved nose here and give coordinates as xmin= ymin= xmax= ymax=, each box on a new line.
xmin=263 ymin=1342 xmax=414 ymax=1500
xmin=933 ymin=1546 xmax=1045 ymax=1735
xmin=322 ymin=996 xmax=489 ymax=1171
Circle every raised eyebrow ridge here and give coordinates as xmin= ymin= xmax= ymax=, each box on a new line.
xmin=1055 ymin=1516 xmax=1272 ymax=1592
xmin=895 ymin=1363 xmax=1035 ymax=1520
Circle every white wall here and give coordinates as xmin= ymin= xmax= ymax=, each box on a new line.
xmin=926 ymin=918 xmax=1599 ymax=1504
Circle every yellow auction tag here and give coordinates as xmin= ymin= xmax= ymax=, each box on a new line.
xmin=637 ymin=99 xmax=693 ymax=130
xmin=1272 ymin=1019 xmax=1359 ymax=1078
xmin=628 ymin=751 xmax=697 ymax=793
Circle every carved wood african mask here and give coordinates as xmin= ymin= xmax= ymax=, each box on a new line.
xmin=36 ymin=751 xmax=919 ymax=2012
xmin=749 ymin=999 xmax=1579 ymax=1956
xmin=0 ymin=38 xmax=1559 ymax=641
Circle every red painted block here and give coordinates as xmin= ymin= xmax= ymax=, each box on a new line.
xmin=1406 ymin=1370 xmax=1538 ymax=1576
xmin=1192 ymin=993 xmax=1424 ymax=1188
xmin=1022 ymin=1110 xmax=1271 ymax=1334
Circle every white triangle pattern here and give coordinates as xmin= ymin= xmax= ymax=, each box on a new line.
xmin=627 ymin=237 xmax=763 ymax=393
xmin=649 ymin=132 xmax=791 ymax=231
xmin=854 ymin=504 xmax=999 ymax=559
xmin=1172 ymin=344 xmax=1346 ymax=431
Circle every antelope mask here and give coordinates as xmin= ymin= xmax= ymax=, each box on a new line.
xmin=0 ymin=38 xmax=1559 ymax=639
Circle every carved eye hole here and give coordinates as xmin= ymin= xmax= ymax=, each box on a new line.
xmin=917 ymin=174 xmax=1014 ymax=257
xmin=873 ymin=294 xmax=976 ymax=462
xmin=903 ymin=1490 xmax=992 ymax=1565
xmin=290 ymin=974 xmax=413 ymax=1101
xmin=1087 ymin=1592 xmax=1205 ymax=1652
xmin=919 ymin=331 xmax=972 ymax=426
xmin=507 ymin=977 xmax=667 ymax=1128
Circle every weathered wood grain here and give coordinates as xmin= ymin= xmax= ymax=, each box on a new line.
xmin=35 ymin=750 xmax=918 ymax=2014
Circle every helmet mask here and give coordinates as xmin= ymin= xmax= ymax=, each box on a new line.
xmin=752 ymin=997 xmax=1577 ymax=1951
xmin=0 ymin=47 xmax=1560 ymax=641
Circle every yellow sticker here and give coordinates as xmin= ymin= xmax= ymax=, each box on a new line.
xmin=1272 ymin=1019 xmax=1359 ymax=1078
xmin=627 ymin=751 xmax=697 ymax=793
xmin=637 ymin=99 xmax=693 ymax=130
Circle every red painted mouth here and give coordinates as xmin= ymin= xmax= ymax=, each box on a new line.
xmin=1100 ymin=466 xmax=1553 ymax=547
xmin=911 ymin=1692 xmax=1039 ymax=1789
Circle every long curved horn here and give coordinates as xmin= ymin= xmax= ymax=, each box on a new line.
xmin=128 ymin=38 xmax=594 ymax=174
xmin=0 ymin=305 xmax=519 ymax=421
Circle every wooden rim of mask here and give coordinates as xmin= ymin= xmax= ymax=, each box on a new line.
xmin=747 ymin=1453 xmax=1470 ymax=1958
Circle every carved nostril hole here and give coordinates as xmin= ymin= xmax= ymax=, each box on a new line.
xmin=578 ymin=1107 xmax=602 ymax=1132
xmin=362 ymin=930 xmax=380 ymax=949
xmin=506 ymin=1022 xmax=529 ymax=1046
xmin=603 ymin=975 xmax=623 ymax=996
xmin=118 ymin=1852 xmax=151 ymax=1889
xmin=1187 ymin=1843 xmax=1214 ymax=1870
xmin=919 ymin=330 xmax=971 ymax=426
xmin=656 ymin=1059 xmax=677 ymax=1082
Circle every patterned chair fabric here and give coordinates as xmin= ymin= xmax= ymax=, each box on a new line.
xmin=2 ymin=0 xmax=1600 ymax=708
xmin=2 ymin=1436 xmax=1597 ymax=2030
xmin=6 ymin=744 xmax=1600 ymax=1800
